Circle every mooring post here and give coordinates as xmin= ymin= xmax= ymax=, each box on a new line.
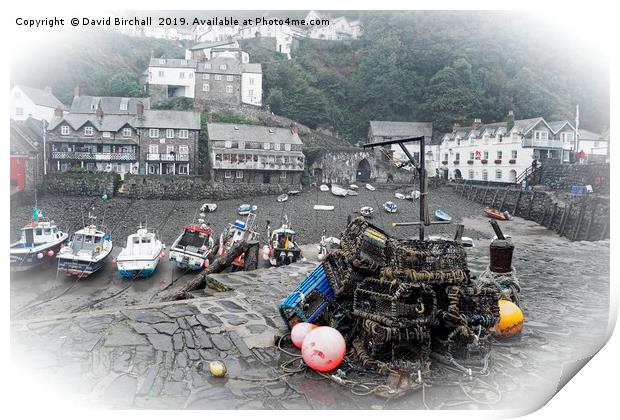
xmin=526 ymin=192 xmax=535 ymax=219
xmin=499 ymin=189 xmax=509 ymax=212
xmin=573 ymin=198 xmax=589 ymax=241
xmin=550 ymin=203 xmax=558 ymax=230
xmin=482 ymin=187 xmax=489 ymax=205
xmin=513 ymin=190 xmax=522 ymax=215
xmin=490 ymin=189 xmax=500 ymax=208
xmin=489 ymin=220 xmax=514 ymax=273
xmin=585 ymin=199 xmax=599 ymax=240
xmin=560 ymin=204 xmax=573 ymax=237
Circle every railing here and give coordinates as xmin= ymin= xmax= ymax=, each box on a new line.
xmin=51 ymin=151 xmax=136 ymax=161
xmin=522 ymin=138 xmax=563 ymax=148
xmin=212 ymin=161 xmax=304 ymax=170
xmin=146 ymin=153 xmax=190 ymax=162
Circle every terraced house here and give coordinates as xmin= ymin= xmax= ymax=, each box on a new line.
xmin=46 ymin=95 xmax=200 ymax=175
xmin=207 ymin=122 xmax=305 ymax=184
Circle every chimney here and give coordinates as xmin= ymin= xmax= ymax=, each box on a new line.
xmin=96 ymin=104 xmax=104 ymax=121
xmin=473 ymin=118 xmax=482 ymax=129
xmin=452 ymin=122 xmax=460 ymax=133
xmin=44 ymin=86 xmax=53 ymax=94
xmin=74 ymin=85 xmax=81 ymax=98
xmin=136 ymin=101 xmax=144 ymax=117
xmin=207 ymin=112 xmax=213 ymax=123
xmin=507 ymin=110 xmax=515 ymax=131
xmin=290 ymin=121 xmax=299 ymax=134
xmin=54 ymin=107 xmax=64 ymax=118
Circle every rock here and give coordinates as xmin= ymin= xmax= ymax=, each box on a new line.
xmin=229 ymin=331 xmax=253 ymax=358
xmin=218 ymin=300 xmax=246 ymax=312
xmin=175 ymin=351 xmax=188 ymax=368
xmin=130 ymin=322 xmax=157 ymax=335
xmin=173 ymin=332 xmax=184 ymax=351
xmin=186 ymin=349 xmax=201 ymax=361
xmin=183 ymin=330 xmax=196 ymax=349
xmin=211 ymin=334 xmax=233 ymax=351
xmin=227 ymin=317 xmax=248 ymax=326
xmin=104 ymin=325 xmax=149 ymax=347
xmin=176 ymin=317 xmax=190 ymax=330
xmin=102 ymin=374 xmax=137 ymax=407
xmin=161 ymin=304 xmax=198 ymax=318
xmin=122 ymin=310 xmax=171 ymax=325
xmin=196 ymin=314 xmax=222 ymax=329
xmin=194 ymin=328 xmax=213 ymax=349
xmin=137 ymin=365 xmax=160 ymax=396
xmin=146 ymin=334 xmax=173 ymax=352
xmin=185 ymin=315 xmax=200 ymax=327
xmin=163 ymin=381 xmax=188 ymax=397
xmin=151 ymin=322 xmax=178 ymax=336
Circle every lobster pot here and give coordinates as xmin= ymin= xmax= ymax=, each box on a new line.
xmin=322 ymin=253 xmax=367 ymax=298
xmin=339 ymin=218 xmax=388 ymax=272
xmin=352 ymin=278 xmax=436 ymax=327
xmin=279 ymin=263 xmax=335 ymax=329
xmin=390 ymin=239 xmax=468 ymax=273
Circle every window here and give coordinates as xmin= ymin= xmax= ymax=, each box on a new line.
xmin=189 ymin=72 xmax=194 ymax=79
xmin=149 ymin=129 xmax=160 ymax=138
xmin=149 ymin=72 xmax=153 ymax=82
xmin=84 ymin=126 xmax=94 ymax=136
xmin=483 ymin=151 xmax=489 ymax=160
xmin=455 ymin=153 xmax=460 ymax=161
xmin=158 ymin=70 xmax=165 ymax=77
xmin=284 ymin=143 xmax=291 ymax=151
xmin=15 ymin=107 xmax=24 ymax=116
xmin=495 ymin=169 xmax=502 ymax=180
xmin=179 ymin=145 xmax=189 ymax=155
xmin=61 ymin=125 xmax=70 ymax=135
xmin=203 ymin=83 xmax=210 ymax=92
xmin=120 ymin=102 xmax=128 ymax=111
xmin=280 ymin=172 xmax=287 ymax=180
xmin=179 ymin=72 xmax=185 ymax=79
xmin=511 ymin=150 xmax=518 ymax=159
xmin=225 ymin=75 xmax=233 ymax=82
xmin=249 ymin=78 xmax=254 ymax=85
xmin=469 ymin=152 xmax=474 ymax=160
xmin=179 ymin=130 xmax=189 ymax=139
xmin=204 ymin=63 xmax=211 ymax=69
xmin=166 ymin=145 xmax=174 ymax=155
xmin=179 ymin=165 xmax=188 ymax=174
xmin=263 ymin=142 xmax=270 ymax=150
xmin=202 ymin=74 xmax=210 ymax=80
xmin=166 ymin=129 xmax=174 ymax=138
xmin=274 ymin=143 xmax=281 ymax=151
xmin=224 ymin=170 xmax=232 ymax=179
xmin=149 ymin=145 xmax=158 ymax=154
xmin=468 ymin=170 xmax=474 ymax=179
xmin=236 ymin=170 xmax=243 ymax=179
xmin=444 ymin=153 xmax=448 ymax=161
xmin=214 ymin=75 xmax=222 ymax=81
xmin=225 ymin=141 xmax=232 ymax=148
xmin=102 ymin=132 xmax=111 ymax=138
xmin=248 ymin=89 xmax=254 ymax=97
xmin=226 ymin=85 xmax=233 ymax=93
xmin=123 ymin=128 xmax=132 ymax=137
xmin=159 ymin=59 xmax=166 ymax=65
xmin=483 ymin=135 xmax=489 ymax=144
xmin=512 ymin=132 xmax=519 ymax=140
xmin=238 ymin=141 xmax=245 ymax=149
xmin=497 ymin=151 xmax=503 ymax=160
xmin=534 ymin=131 xmax=549 ymax=140
xmin=219 ymin=64 xmax=227 ymax=70
xmin=482 ymin=170 xmax=488 ymax=181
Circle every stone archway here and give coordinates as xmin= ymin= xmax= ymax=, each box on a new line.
xmin=356 ymin=158 xmax=371 ymax=182
xmin=454 ymin=169 xmax=462 ymax=180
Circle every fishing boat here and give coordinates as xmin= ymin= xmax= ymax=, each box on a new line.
xmin=169 ymin=223 xmax=216 ymax=270
xmin=201 ymin=203 xmax=217 ymax=213
xmin=288 ymin=190 xmax=301 ymax=196
xmin=428 ymin=235 xmax=474 ymax=248
xmin=319 ymin=184 xmax=329 ymax=192
xmin=262 ymin=216 xmax=305 ymax=267
xmin=331 ymin=185 xmax=348 ymax=197
xmin=313 ymin=205 xmax=335 ymax=211
xmin=346 ymin=189 xmax=359 ymax=196
xmin=405 ymin=191 xmax=421 ymax=201
xmin=238 ymin=204 xmax=257 ymax=216
xmin=349 ymin=184 xmax=359 ymax=190
xmin=360 ymin=206 xmax=375 ymax=219
xmin=434 ymin=209 xmax=452 ymax=222
xmin=365 ymin=183 xmax=376 ymax=191
xmin=57 ymin=220 xmax=112 ymax=278
xmin=10 ymin=208 xmax=68 ymax=271
xmin=395 ymin=193 xmax=406 ymax=200
xmin=277 ymin=194 xmax=289 ymax=203
xmin=317 ymin=234 xmax=341 ymax=261
xmin=383 ymin=201 xmax=398 ymax=213
xmin=216 ymin=212 xmax=260 ymax=269
xmin=115 ymin=225 xmax=164 ymax=278
xmin=484 ymin=208 xmax=508 ymax=221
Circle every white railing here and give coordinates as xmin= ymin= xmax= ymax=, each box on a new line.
xmin=146 ymin=153 xmax=190 ymax=162
xmin=212 ymin=161 xmax=304 ymax=170
xmin=522 ymin=138 xmax=563 ymax=148
xmin=51 ymin=151 xmax=136 ymax=161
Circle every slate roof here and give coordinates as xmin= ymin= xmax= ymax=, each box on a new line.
xmin=578 ymin=129 xmax=605 ymax=141
xmin=47 ymin=110 xmax=200 ymax=132
xmin=445 ymin=118 xmax=552 ymax=139
xmin=15 ymin=85 xmax=67 ymax=110
xmin=242 ymin=63 xmax=262 ymax=74
xmin=148 ymin=58 xmax=197 ymax=68
xmin=197 ymin=57 xmax=242 ymax=74
xmin=369 ymin=121 xmax=433 ymax=139
xmin=70 ymin=96 xmax=151 ymax=115
xmin=547 ymin=120 xmax=575 ymax=133
xmin=207 ymin=123 xmax=303 ymax=145
xmin=10 ymin=118 xmax=44 ymax=153
xmin=140 ymin=110 xmax=201 ymax=130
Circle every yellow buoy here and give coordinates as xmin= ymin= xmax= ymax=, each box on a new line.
xmin=208 ymin=360 xmax=227 ymax=377
xmin=494 ymin=299 xmax=524 ymax=338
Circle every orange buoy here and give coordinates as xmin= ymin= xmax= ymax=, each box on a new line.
xmin=494 ymin=299 xmax=524 ymax=338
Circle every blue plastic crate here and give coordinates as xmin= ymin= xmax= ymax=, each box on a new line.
xmin=571 ymin=185 xmax=587 ymax=195
xmin=279 ymin=263 xmax=335 ymax=329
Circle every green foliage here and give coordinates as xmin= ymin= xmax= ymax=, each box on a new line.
xmin=151 ymin=97 xmax=194 ymax=111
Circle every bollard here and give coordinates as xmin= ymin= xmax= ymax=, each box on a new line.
xmin=489 ymin=220 xmax=514 ymax=273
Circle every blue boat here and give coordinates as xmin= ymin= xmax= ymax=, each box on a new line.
xmin=434 ymin=209 xmax=452 ymax=222
xmin=383 ymin=201 xmax=398 ymax=213
xmin=237 ymin=204 xmax=256 ymax=216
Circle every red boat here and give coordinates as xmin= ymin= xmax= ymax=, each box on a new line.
xmin=484 ymin=208 xmax=508 ymax=220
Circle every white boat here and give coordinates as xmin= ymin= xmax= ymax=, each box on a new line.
xmin=216 ymin=212 xmax=260 ymax=269
xmin=277 ymin=194 xmax=289 ymax=203
xmin=331 ymin=185 xmax=348 ymax=197
xmin=116 ymin=226 xmax=164 ymax=278
xmin=317 ymin=235 xmax=341 ymax=261
xmin=238 ymin=204 xmax=257 ymax=216
xmin=346 ymin=189 xmax=359 ymax=196
xmin=429 ymin=235 xmax=475 ymax=248
xmin=365 ymin=184 xmax=376 ymax=191
xmin=319 ymin=184 xmax=329 ymax=192
xmin=57 ymin=223 xmax=113 ymax=278
xmin=287 ymin=190 xmax=301 ymax=195
xmin=405 ymin=191 xmax=421 ymax=201
xmin=395 ymin=193 xmax=406 ymax=200
xmin=201 ymin=203 xmax=217 ymax=213
xmin=169 ymin=223 xmax=216 ymax=270
xmin=10 ymin=209 xmax=68 ymax=271
xmin=383 ymin=201 xmax=398 ymax=213
xmin=262 ymin=217 xmax=305 ymax=267
xmin=360 ymin=206 xmax=375 ymax=218
xmin=349 ymin=184 xmax=359 ymax=190
xmin=313 ymin=205 xmax=335 ymax=211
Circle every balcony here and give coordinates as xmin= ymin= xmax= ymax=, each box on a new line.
xmin=147 ymin=153 xmax=190 ymax=162
xmin=212 ymin=161 xmax=304 ymax=171
xmin=522 ymin=138 xmax=563 ymax=149
xmin=51 ymin=151 xmax=136 ymax=161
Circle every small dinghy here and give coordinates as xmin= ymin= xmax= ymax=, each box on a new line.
xmin=434 ymin=209 xmax=452 ymax=222
xmin=277 ymin=194 xmax=289 ymax=203
xmin=57 ymin=221 xmax=113 ymax=278
xmin=313 ymin=205 xmax=335 ymax=211
xmin=360 ymin=206 xmax=375 ymax=219
xmin=331 ymin=185 xmax=348 ymax=197
xmin=429 ymin=235 xmax=474 ymax=248
xmin=10 ymin=208 xmax=68 ymax=271
xmin=238 ymin=204 xmax=257 ymax=216
xmin=405 ymin=191 xmax=421 ymax=201
xmin=349 ymin=184 xmax=359 ymax=190
xmin=318 ymin=234 xmax=341 ymax=261
xmin=346 ymin=189 xmax=359 ymax=196
xmin=395 ymin=193 xmax=406 ymax=200
xmin=383 ymin=201 xmax=398 ymax=213
xmin=365 ymin=183 xmax=376 ymax=191
xmin=484 ymin=208 xmax=508 ymax=221
xmin=115 ymin=225 xmax=164 ymax=278
xmin=319 ymin=184 xmax=329 ymax=192
xmin=201 ymin=203 xmax=217 ymax=213
xmin=287 ymin=190 xmax=301 ymax=196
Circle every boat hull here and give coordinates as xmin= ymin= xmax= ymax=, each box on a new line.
xmin=434 ymin=210 xmax=452 ymax=222
xmin=117 ymin=256 xmax=160 ymax=278
xmin=169 ymin=250 xmax=208 ymax=271
xmin=484 ymin=208 xmax=507 ymax=220
xmin=10 ymin=240 xmax=66 ymax=272
xmin=57 ymin=257 xmax=107 ymax=278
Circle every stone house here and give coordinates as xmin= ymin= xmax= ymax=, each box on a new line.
xmin=10 ymin=85 xmax=67 ymax=123
xmin=207 ymin=122 xmax=304 ymax=185
xmin=194 ymin=57 xmax=243 ymax=106
xmin=10 ymin=118 xmax=45 ymax=194
xmin=143 ymin=58 xmax=197 ymax=102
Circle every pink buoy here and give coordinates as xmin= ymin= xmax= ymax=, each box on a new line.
xmin=112 ymin=258 xmax=117 ymax=264
xmin=290 ymin=322 xmax=317 ymax=349
xmin=204 ymin=259 xmax=210 ymax=268
xmin=47 ymin=250 xmax=55 ymax=257
xmin=301 ymin=326 xmax=346 ymax=373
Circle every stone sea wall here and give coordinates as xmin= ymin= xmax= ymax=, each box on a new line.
xmin=41 ymin=172 xmax=119 ymax=197
xmin=532 ymin=163 xmax=610 ymax=194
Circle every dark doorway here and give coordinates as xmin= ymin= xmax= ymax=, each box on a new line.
xmin=263 ymin=172 xmax=271 ymax=184
xmin=356 ymin=159 xmax=371 ymax=182
xmin=454 ymin=169 xmax=462 ymax=179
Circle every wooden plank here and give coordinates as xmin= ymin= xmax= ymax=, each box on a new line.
xmin=541 ymin=202 xmax=550 ymax=226
xmin=599 ymin=218 xmax=609 ymax=241
xmin=550 ymin=203 xmax=558 ymax=231
xmin=585 ymin=199 xmax=599 ymax=240
xmin=499 ymin=189 xmax=509 ymax=212
xmin=482 ymin=187 xmax=489 ymax=205
xmin=573 ymin=198 xmax=589 ymax=241
xmin=513 ymin=190 xmax=522 ymax=215
xmin=490 ymin=189 xmax=500 ymax=208
xmin=560 ymin=204 xmax=573 ymax=237
xmin=526 ymin=192 xmax=536 ymax=219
